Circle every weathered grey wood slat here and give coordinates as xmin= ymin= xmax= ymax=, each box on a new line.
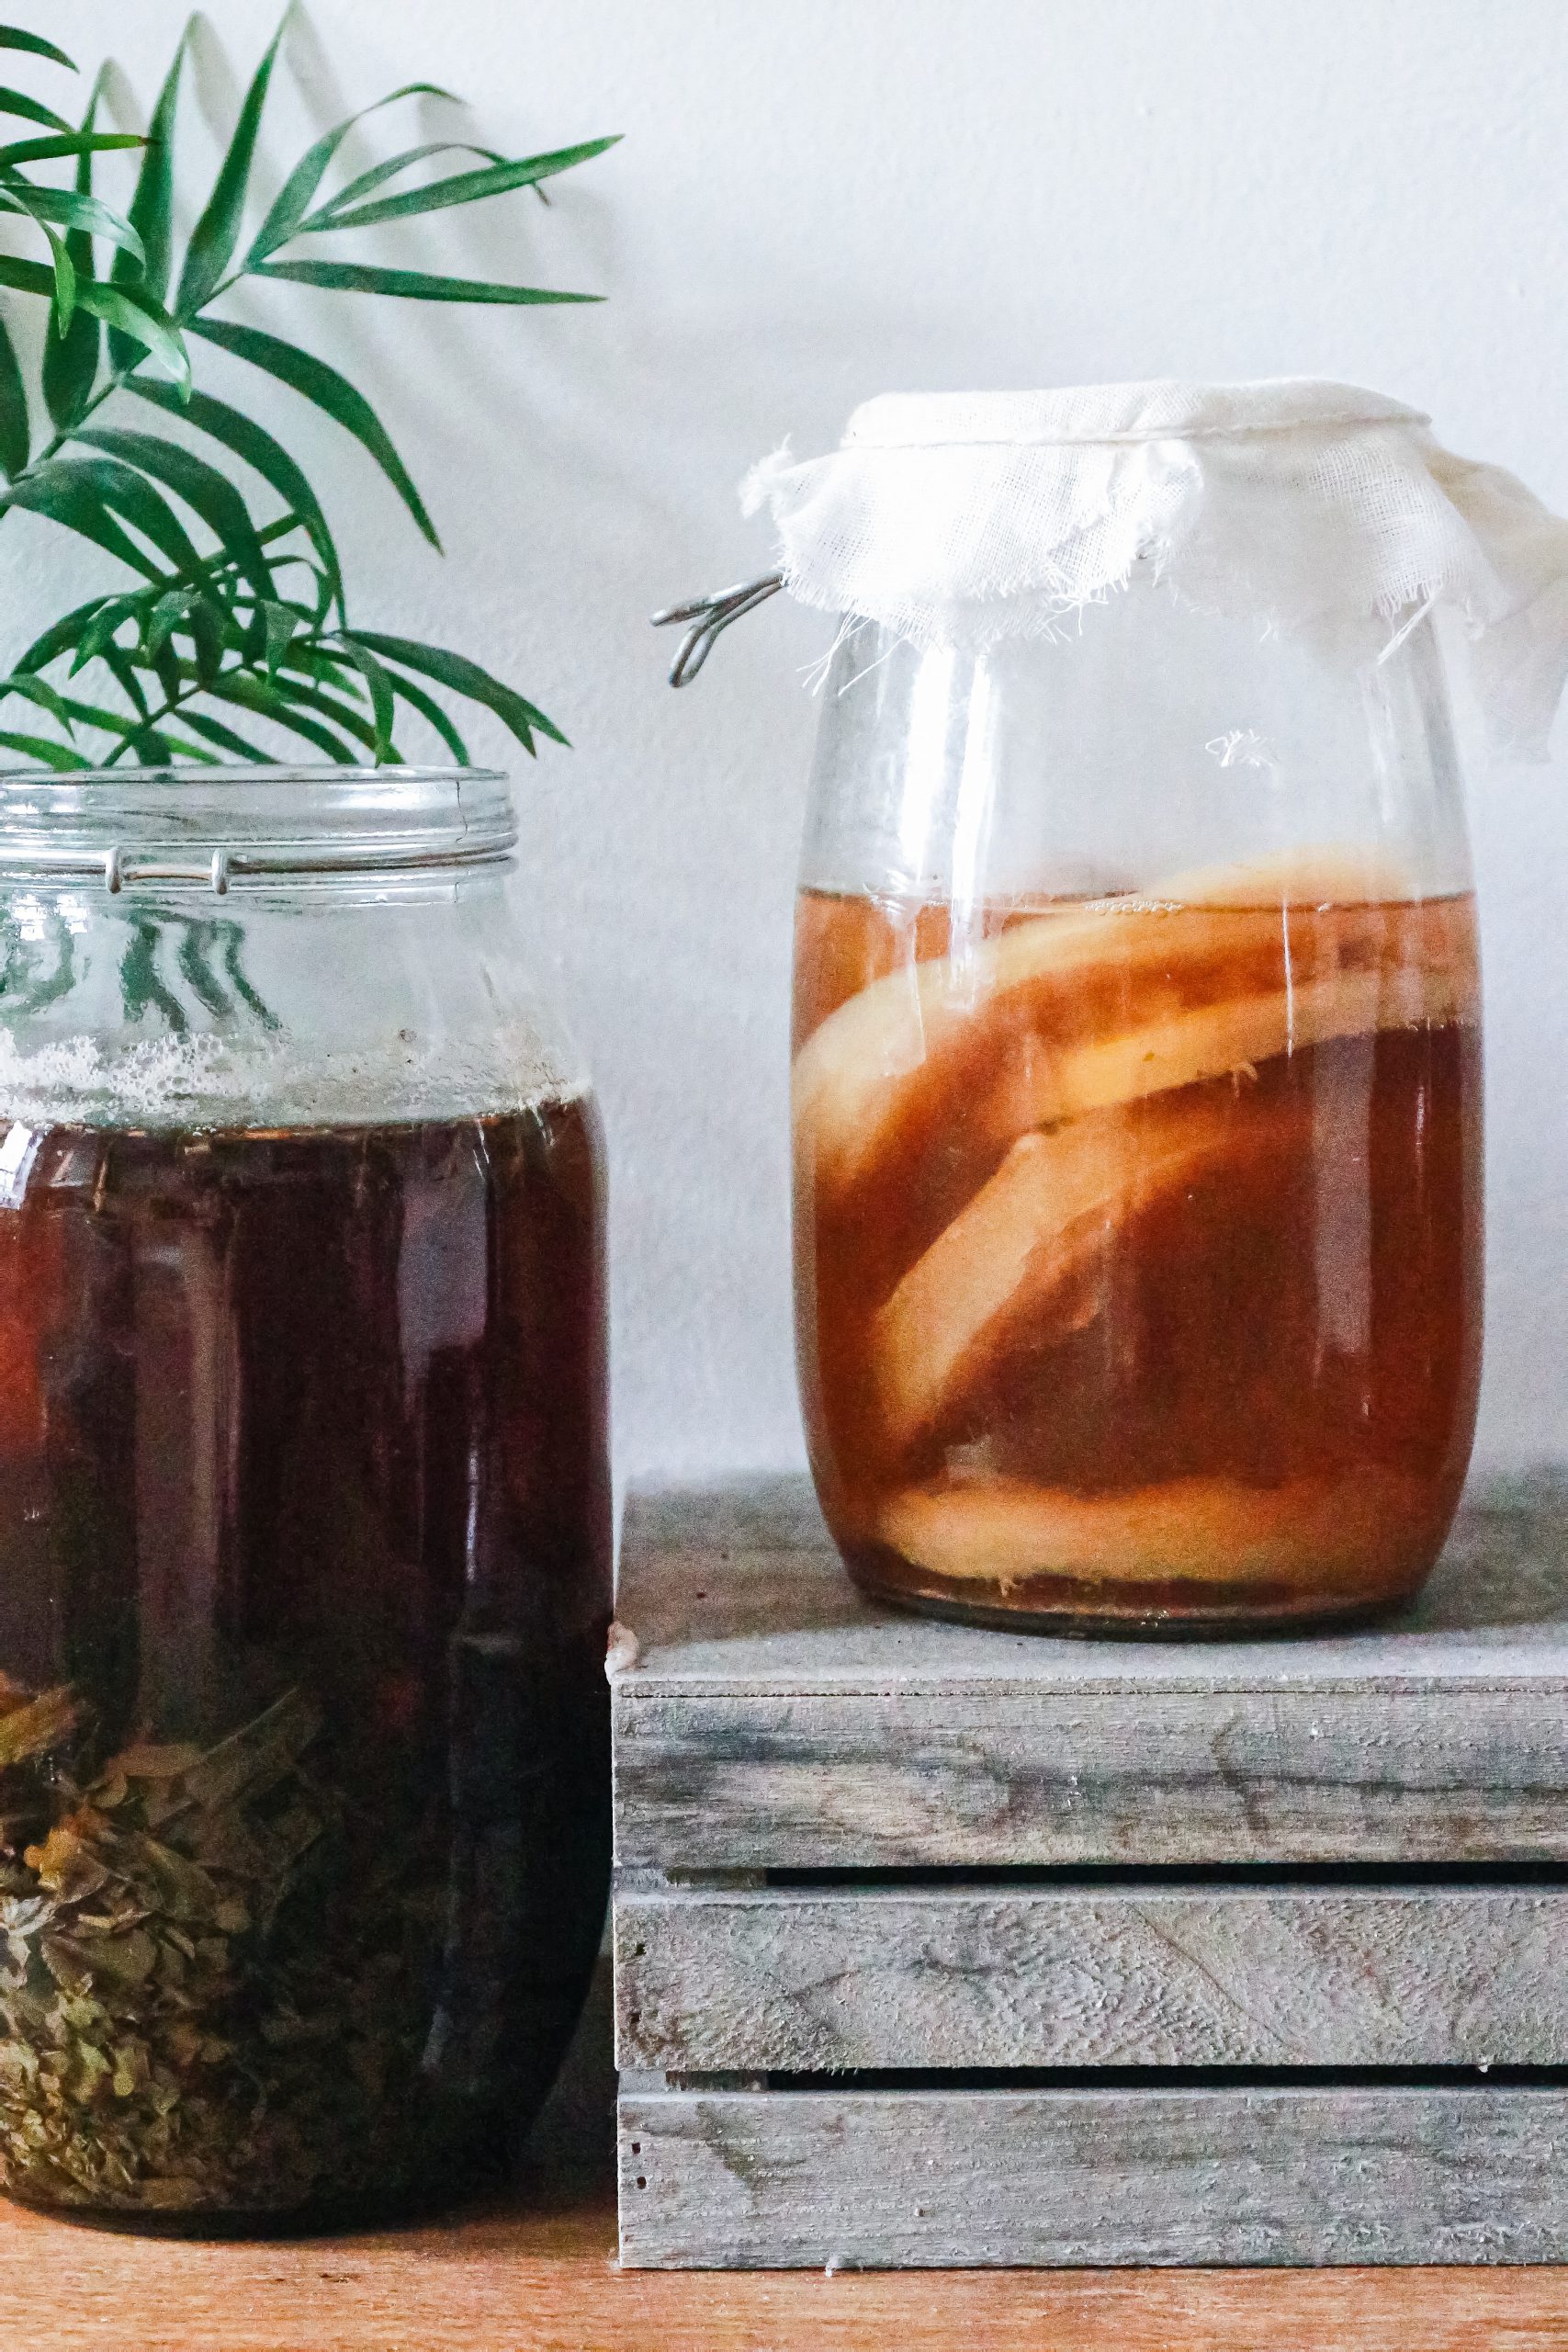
xmin=613 ymin=1476 xmax=1568 ymax=2266
xmin=617 ymin=2086 xmax=1568 ymax=2268
xmin=611 ymin=1473 xmax=1568 ymax=1868
xmin=614 ymin=1686 xmax=1568 ymax=1866
xmin=614 ymin=1885 xmax=1568 ymax=2071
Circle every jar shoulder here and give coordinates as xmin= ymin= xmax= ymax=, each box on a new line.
xmin=801 ymin=599 xmax=1474 ymax=904
xmin=0 ymin=876 xmax=589 ymax=1130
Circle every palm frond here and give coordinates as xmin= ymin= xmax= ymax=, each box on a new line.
xmin=0 ymin=8 xmax=613 ymax=766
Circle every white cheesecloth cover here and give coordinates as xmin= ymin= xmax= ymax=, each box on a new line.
xmin=740 ymin=379 xmax=1568 ymax=758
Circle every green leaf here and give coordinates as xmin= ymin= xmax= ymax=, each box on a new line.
xmin=0 ymin=673 xmax=76 ymax=733
xmin=101 ymin=642 xmax=152 ymax=717
xmin=298 ymin=558 xmax=334 ymax=626
xmin=0 ymin=87 xmax=72 ymax=133
xmin=176 ymin=707 xmax=272 ymax=761
xmin=149 ymin=629 xmax=183 ymax=707
xmin=144 ymin=586 xmax=196 ymax=661
xmin=0 ymin=183 xmax=144 ymax=262
xmin=129 ymin=379 xmax=343 ymax=602
xmin=108 ymin=28 xmax=186 ymax=368
xmin=2 ymin=674 xmax=129 ymax=734
xmin=0 ymin=255 xmax=186 ymax=382
xmin=350 ymin=630 xmax=568 ymax=752
xmin=158 ymin=736 xmax=225 ymax=762
xmin=173 ymin=920 xmax=233 ymax=1015
xmin=4 ymin=458 xmax=164 ymax=580
xmin=246 ymin=131 xmax=357 ymax=268
xmin=0 ymin=29 xmax=76 ymax=70
xmin=266 ymin=656 xmax=382 ymax=752
xmin=246 ymin=86 xmax=457 ymax=263
xmin=189 ymin=594 xmax=227 ymax=684
xmin=0 ymin=131 xmax=142 ymax=165
xmin=0 ymin=306 xmax=28 ymax=476
xmin=0 ymin=254 xmax=58 ymax=300
xmin=73 ymin=427 xmax=273 ymax=598
xmin=253 ymin=259 xmax=600 ymax=306
xmin=102 ymin=722 xmax=177 ymax=764
xmin=13 ymin=453 xmax=202 ymax=576
xmin=36 ymin=593 xmax=130 ymax=677
xmin=42 ymin=225 xmax=74 ymax=334
xmin=73 ymin=281 xmax=187 ymax=386
xmin=328 ymin=636 xmax=396 ymax=760
xmin=15 ymin=595 xmax=113 ymax=673
xmin=260 ymin=597 xmax=300 ymax=676
xmin=188 ymin=317 xmax=439 ymax=548
xmin=307 ymin=137 xmax=619 ymax=232
xmin=300 ymin=137 xmax=500 ymax=226
xmin=72 ymin=616 xmax=124 ymax=673
xmin=175 ymin=10 xmax=290 ymax=317
xmin=71 ymin=592 xmax=145 ymax=671
xmin=43 ymin=269 xmax=104 ymax=422
xmin=0 ymin=729 xmax=82 ymax=771
xmin=385 ymin=668 xmax=469 ymax=763
xmin=41 ymin=74 xmax=106 ymax=433
xmin=208 ymin=671 xmax=361 ymax=761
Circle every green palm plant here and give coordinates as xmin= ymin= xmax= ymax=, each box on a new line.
xmin=0 ymin=11 xmax=615 ymax=769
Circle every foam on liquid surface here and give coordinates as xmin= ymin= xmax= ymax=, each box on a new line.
xmin=0 ymin=1025 xmax=587 ymax=1133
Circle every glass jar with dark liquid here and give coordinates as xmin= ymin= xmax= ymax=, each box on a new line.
xmin=0 ymin=766 xmax=609 ymax=2225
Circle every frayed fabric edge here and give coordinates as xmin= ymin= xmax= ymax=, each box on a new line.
xmin=763 ymin=560 xmax=1562 ymax=760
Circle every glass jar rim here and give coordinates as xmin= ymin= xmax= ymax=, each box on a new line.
xmin=0 ymin=763 xmax=514 ymax=891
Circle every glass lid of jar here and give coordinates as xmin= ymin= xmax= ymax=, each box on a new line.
xmin=0 ymin=763 xmax=513 ymax=892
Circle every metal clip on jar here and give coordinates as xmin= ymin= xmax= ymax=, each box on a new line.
xmin=662 ymin=379 xmax=1568 ymax=1635
xmin=0 ymin=765 xmax=610 ymax=2225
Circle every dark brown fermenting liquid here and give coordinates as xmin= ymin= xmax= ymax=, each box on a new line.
xmin=794 ymin=886 xmax=1483 ymax=1631
xmin=0 ymin=1099 xmax=609 ymax=2221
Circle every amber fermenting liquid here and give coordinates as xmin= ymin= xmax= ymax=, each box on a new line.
xmin=794 ymin=885 xmax=1483 ymax=1630
xmin=0 ymin=1099 xmax=610 ymax=2220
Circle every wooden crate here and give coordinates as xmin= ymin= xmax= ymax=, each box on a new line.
xmin=611 ymin=1474 xmax=1568 ymax=2269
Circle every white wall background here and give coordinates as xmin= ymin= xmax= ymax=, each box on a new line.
xmin=17 ymin=0 xmax=1568 ymax=1483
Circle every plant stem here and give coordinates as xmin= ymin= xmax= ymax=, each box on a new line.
xmin=7 ymin=354 xmax=135 ymax=494
xmin=96 ymin=669 xmax=208 ymax=761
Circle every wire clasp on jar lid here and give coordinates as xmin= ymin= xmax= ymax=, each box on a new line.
xmin=103 ymin=846 xmax=231 ymax=895
xmin=650 ymin=573 xmax=782 ymax=685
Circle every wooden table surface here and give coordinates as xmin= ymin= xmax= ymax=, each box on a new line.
xmin=2 ymin=1970 xmax=1565 ymax=2352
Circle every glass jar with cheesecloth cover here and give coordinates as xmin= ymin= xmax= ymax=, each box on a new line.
xmin=693 ymin=379 xmax=1568 ymax=1634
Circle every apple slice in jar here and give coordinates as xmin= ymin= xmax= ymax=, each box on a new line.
xmin=975 ymin=946 xmax=1468 ymax=1159
xmin=874 ymin=1466 xmax=1437 ymax=1596
xmin=793 ymin=850 xmax=1447 ymax=1210
xmin=793 ymin=898 xmax=1280 ymax=1202
xmin=871 ymin=1083 xmax=1302 ymax=1448
xmin=867 ymin=932 xmax=1472 ymax=1448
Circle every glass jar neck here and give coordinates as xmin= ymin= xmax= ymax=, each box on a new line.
xmin=0 ymin=765 xmax=513 ymax=895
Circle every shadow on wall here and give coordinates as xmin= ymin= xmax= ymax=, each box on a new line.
xmin=99 ymin=8 xmax=1568 ymax=1483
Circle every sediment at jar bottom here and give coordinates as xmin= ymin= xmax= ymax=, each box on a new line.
xmin=0 ymin=1683 xmax=475 ymax=2217
xmin=0 ymin=1103 xmax=611 ymax=2217
xmin=794 ymin=870 xmax=1483 ymax=1623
